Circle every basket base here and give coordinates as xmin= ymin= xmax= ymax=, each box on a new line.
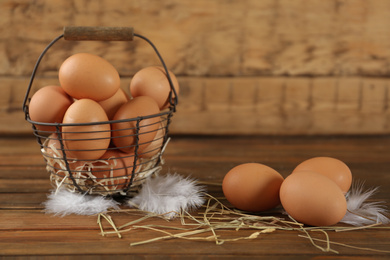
xmin=48 ymin=160 xmax=163 ymax=197
xmin=42 ymin=138 xmax=171 ymax=197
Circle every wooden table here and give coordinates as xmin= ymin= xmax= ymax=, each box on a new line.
xmin=1 ymin=135 xmax=389 ymax=259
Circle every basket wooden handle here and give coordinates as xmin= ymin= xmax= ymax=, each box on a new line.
xmin=63 ymin=26 xmax=134 ymax=41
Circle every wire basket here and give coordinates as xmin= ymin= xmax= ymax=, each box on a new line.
xmin=22 ymin=27 xmax=178 ymax=198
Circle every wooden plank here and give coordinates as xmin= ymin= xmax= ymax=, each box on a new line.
xmin=2 ymin=0 xmax=390 ymax=77
xmin=0 ymin=210 xmax=100 ymax=230
xmin=1 ymin=135 xmax=389 ymax=211
xmin=0 ymin=193 xmax=47 ymax=209
xmin=5 ymin=75 xmax=390 ymax=135
xmin=0 ymin=179 xmax=51 ymax=193
xmin=3 ymin=135 xmax=390 ymax=167
xmin=0 ymin=166 xmax=47 ymax=179
xmin=170 ymin=76 xmax=390 ymax=135
xmin=0 ymin=137 xmax=42 ymax=154
xmin=0 ymin=223 xmax=389 ymax=256
xmin=0 ymin=136 xmax=389 ymax=257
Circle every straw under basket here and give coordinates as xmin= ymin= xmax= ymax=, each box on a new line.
xmin=22 ymin=26 xmax=178 ymax=198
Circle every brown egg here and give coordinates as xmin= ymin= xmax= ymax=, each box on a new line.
xmin=44 ymin=133 xmax=65 ymax=158
xmin=43 ymin=133 xmax=85 ymax=177
xmin=222 ymin=163 xmax=284 ymax=212
xmin=62 ymin=99 xmax=111 ymax=160
xmin=55 ymin=159 xmax=86 ymax=179
xmin=59 ymin=53 xmax=120 ymax=101
xmin=120 ymin=151 xmax=139 ymax=177
xmin=43 ymin=133 xmax=65 ymax=173
xmin=91 ymin=150 xmax=131 ymax=190
xmin=99 ymin=88 xmax=129 ymax=120
xmin=129 ymin=66 xmax=179 ymax=109
xmin=139 ymin=122 xmax=166 ymax=158
xmin=111 ymin=96 xmax=160 ymax=153
xmin=28 ymin=85 xmax=73 ymax=132
xmin=292 ymin=157 xmax=352 ymax=193
xmin=280 ymin=170 xmax=347 ymax=226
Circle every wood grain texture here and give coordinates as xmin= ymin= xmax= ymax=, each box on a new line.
xmin=0 ymin=136 xmax=389 ymax=258
xmin=1 ymin=0 xmax=390 ymax=77
xmin=2 ymin=0 xmax=390 ymax=135
xmin=4 ymin=76 xmax=390 ymax=135
xmin=2 ymin=1 xmax=390 ymax=255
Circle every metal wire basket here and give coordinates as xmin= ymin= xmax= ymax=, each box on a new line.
xmin=22 ymin=26 xmax=178 ymax=198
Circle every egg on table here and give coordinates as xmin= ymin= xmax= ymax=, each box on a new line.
xmin=280 ymin=170 xmax=347 ymax=226
xmin=292 ymin=157 xmax=352 ymax=194
xmin=222 ymin=163 xmax=284 ymax=212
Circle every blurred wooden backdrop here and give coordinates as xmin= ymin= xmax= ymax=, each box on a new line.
xmin=2 ymin=0 xmax=390 ymax=135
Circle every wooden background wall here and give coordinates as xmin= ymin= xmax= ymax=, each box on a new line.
xmin=2 ymin=0 xmax=390 ymax=135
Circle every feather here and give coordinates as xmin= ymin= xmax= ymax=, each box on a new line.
xmin=43 ymin=189 xmax=120 ymax=216
xmin=340 ymin=181 xmax=389 ymax=226
xmin=127 ymin=173 xmax=206 ymax=219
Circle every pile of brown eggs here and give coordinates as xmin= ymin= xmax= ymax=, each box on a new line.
xmin=28 ymin=53 xmax=179 ymax=193
xmin=222 ymin=157 xmax=352 ymax=226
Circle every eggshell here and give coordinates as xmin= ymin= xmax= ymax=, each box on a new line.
xmin=121 ymin=151 xmax=139 ymax=176
xmin=62 ymin=99 xmax=111 ymax=160
xmin=55 ymin=159 xmax=86 ymax=179
xmin=129 ymin=66 xmax=179 ymax=109
xmin=99 ymin=88 xmax=129 ymax=120
xmin=59 ymin=53 xmax=120 ymax=101
xmin=91 ymin=150 xmax=133 ymax=190
xmin=28 ymin=85 xmax=73 ymax=132
xmin=43 ymin=133 xmax=65 ymax=173
xmin=280 ymin=170 xmax=347 ymax=226
xmin=292 ymin=157 xmax=352 ymax=193
xmin=43 ymin=133 xmax=85 ymax=177
xmin=139 ymin=122 xmax=166 ymax=158
xmin=111 ymin=96 xmax=160 ymax=153
xmin=222 ymin=163 xmax=284 ymax=212
xmin=44 ymin=133 xmax=69 ymax=160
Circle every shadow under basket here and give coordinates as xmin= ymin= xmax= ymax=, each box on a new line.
xmin=22 ymin=26 xmax=178 ymax=198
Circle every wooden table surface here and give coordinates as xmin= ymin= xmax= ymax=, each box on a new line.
xmin=1 ymin=135 xmax=389 ymax=259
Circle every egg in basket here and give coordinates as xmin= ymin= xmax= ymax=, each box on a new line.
xmin=23 ymin=27 xmax=179 ymax=199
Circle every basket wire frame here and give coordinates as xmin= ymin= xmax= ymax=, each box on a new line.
xmin=23 ymin=30 xmax=178 ymax=198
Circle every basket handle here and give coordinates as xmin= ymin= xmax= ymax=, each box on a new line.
xmin=63 ymin=26 xmax=134 ymax=41
xmin=23 ymin=27 xmax=178 ymax=115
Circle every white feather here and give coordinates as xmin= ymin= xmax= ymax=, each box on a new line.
xmin=340 ymin=181 xmax=390 ymax=226
xmin=127 ymin=173 xmax=206 ymax=219
xmin=43 ymin=189 xmax=120 ymax=216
